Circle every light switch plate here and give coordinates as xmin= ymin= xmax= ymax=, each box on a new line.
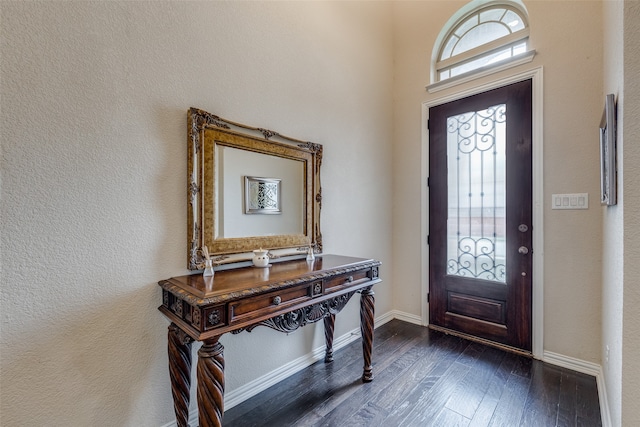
xmin=552 ymin=193 xmax=589 ymax=210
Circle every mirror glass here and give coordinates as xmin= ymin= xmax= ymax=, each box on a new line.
xmin=187 ymin=108 xmax=322 ymax=270
xmin=216 ymin=145 xmax=304 ymax=238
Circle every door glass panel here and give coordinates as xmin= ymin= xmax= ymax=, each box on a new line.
xmin=446 ymin=104 xmax=506 ymax=282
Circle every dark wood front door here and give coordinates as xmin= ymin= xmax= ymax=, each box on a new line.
xmin=429 ymin=79 xmax=532 ymax=351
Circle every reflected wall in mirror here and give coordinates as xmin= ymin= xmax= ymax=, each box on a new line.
xmin=188 ymin=108 xmax=322 ymax=270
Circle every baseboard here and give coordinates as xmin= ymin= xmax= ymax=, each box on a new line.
xmin=542 ymin=350 xmax=600 ymax=376
xmin=543 ymin=351 xmax=612 ymax=427
xmin=387 ymin=309 xmax=423 ymax=326
xmin=595 ymin=369 xmax=613 ymax=427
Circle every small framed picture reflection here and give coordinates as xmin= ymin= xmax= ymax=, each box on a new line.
xmin=244 ymin=176 xmax=282 ymax=214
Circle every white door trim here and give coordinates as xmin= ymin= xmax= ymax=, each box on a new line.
xmin=421 ymin=66 xmax=544 ymax=359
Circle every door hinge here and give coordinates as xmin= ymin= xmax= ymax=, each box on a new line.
xmin=427 ymin=177 xmax=430 ymax=187
xmin=427 ymin=235 xmax=430 ymax=245
xmin=427 ymin=119 xmax=430 ymax=130
xmin=427 ymin=293 xmax=430 ymax=303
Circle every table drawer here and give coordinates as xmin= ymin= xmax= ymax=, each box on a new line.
xmin=229 ymin=285 xmax=310 ymax=324
xmin=324 ymin=269 xmax=370 ymax=293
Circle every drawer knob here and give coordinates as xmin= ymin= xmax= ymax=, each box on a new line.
xmin=346 ymin=276 xmax=354 ymax=283
xmin=273 ymin=296 xmax=282 ymax=306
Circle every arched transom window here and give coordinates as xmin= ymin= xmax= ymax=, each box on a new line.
xmin=434 ymin=4 xmax=531 ymax=84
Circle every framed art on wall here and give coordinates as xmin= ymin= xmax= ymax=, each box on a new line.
xmin=600 ymin=93 xmax=617 ymax=206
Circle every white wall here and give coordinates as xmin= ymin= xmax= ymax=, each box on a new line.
xmin=602 ymin=1 xmax=640 ymax=425
xmin=392 ymin=0 xmax=603 ymax=363
xmin=621 ymin=2 xmax=640 ymax=425
xmin=4 ymin=1 xmax=637 ymax=426
xmin=0 ymin=2 xmax=393 ymax=425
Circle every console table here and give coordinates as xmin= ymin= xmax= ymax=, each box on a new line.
xmin=158 ymin=254 xmax=381 ymax=427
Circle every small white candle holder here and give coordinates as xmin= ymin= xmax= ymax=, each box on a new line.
xmin=252 ymin=248 xmax=270 ymax=267
xmin=203 ymin=259 xmax=215 ymax=277
xmin=201 ymin=246 xmax=215 ymax=277
xmin=306 ymin=245 xmax=315 ymax=262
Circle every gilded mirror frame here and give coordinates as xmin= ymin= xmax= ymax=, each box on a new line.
xmin=187 ymin=108 xmax=322 ymax=270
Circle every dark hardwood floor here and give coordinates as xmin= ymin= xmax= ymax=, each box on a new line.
xmin=223 ymin=320 xmax=602 ymax=427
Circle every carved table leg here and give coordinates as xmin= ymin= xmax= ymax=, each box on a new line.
xmin=359 ymin=286 xmax=375 ymax=382
xmin=197 ymin=337 xmax=225 ymax=427
xmin=168 ymin=323 xmax=194 ymax=427
xmin=324 ymin=314 xmax=336 ymax=363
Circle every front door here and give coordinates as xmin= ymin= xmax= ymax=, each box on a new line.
xmin=428 ymin=79 xmax=532 ymax=351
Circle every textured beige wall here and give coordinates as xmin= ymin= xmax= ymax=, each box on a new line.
xmin=531 ymin=0 xmax=603 ymax=363
xmin=598 ymin=1 xmax=640 ymax=425
xmin=621 ymin=2 xmax=640 ymax=425
xmin=4 ymin=1 xmax=635 ymax=425
xmin=392 ymin=1 xmax=461 ymax=319
xmin=392 ymin=0 xmax=604 ymax=363
xmin=0 ymin=2 xmax=393 ymax=425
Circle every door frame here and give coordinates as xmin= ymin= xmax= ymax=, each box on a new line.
xmin=421 ymin=67 xmax=544 ymax=359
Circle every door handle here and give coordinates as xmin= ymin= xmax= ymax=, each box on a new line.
xmin=518 ymin=246 xmax=529 ymax=255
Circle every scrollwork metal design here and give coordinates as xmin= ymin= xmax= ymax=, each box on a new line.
xmin=447 ymin=237 xmax=506 ymax=281
xmin=447 ymin=105 xmax=506 ymax=154
xmin=447 ymin=104 xmax=507 ymax=283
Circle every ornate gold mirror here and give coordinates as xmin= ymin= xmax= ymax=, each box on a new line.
xmin=187 ymin=108 xmax=322 ymax=270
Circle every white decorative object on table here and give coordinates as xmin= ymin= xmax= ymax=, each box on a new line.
xmin=202 ymin=246 xmax=215 ymax=277
xmin=252 ymin=248 xmax=270 ymax=267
